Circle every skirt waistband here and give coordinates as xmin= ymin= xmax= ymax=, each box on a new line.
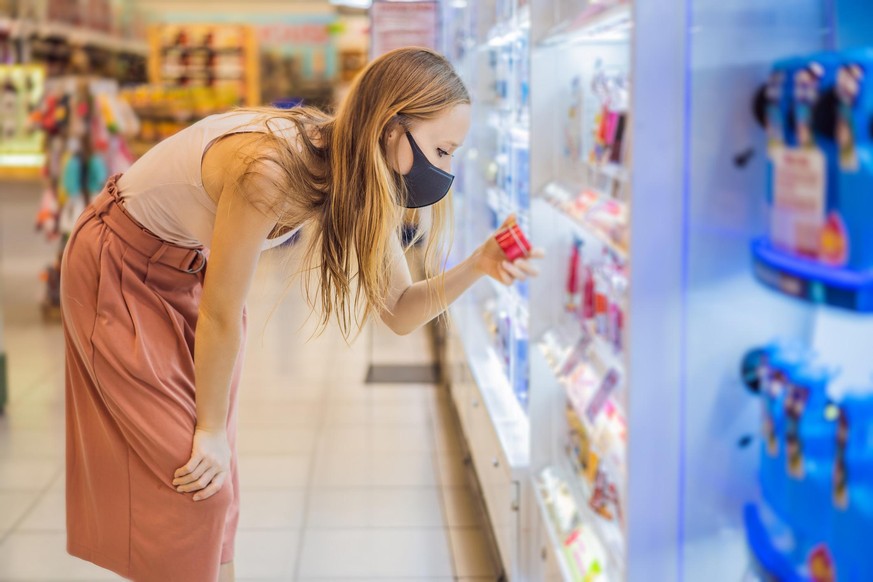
xmin=92 ymin=174 xmax=207 ymax=274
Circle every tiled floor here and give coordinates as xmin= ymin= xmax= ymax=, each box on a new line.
xmin=0 ymin=180 xmax=502 ymax=581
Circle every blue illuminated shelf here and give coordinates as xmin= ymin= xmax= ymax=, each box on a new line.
xmin=751 ymin=237 xmax=873 ymax=312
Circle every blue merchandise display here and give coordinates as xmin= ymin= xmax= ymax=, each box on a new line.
xmin=830 ymin=394 xmax=873 ymax=582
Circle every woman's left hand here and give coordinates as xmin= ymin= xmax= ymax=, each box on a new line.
xmin=475 ymin=215 xmax=544 ymax=285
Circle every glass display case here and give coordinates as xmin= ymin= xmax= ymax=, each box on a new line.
xmin=441 ymin=0 xmax=532 ymax=578
xmin=527 ymin=1 xmax=632 ymax=579
xmin=444 ymin=0 xmax=873 ymax=580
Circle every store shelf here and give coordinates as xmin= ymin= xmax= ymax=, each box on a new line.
xmin=539 ymin=330 xmax=625 ymax=423
xmin=533 ymin=472 xmax=588 ymax=582
xmin=451 ymin=303 xmax=530 ymax=473
xmin=540 ymin=182 xmax=629 ymax=261
xmin=9 ymin=19 xmax=148 ymax=55
xmin=538 ymin=2 xmax=632 ymax=47
xmin=585 ymin=161 xmax=630 ymax=185
xmin=535 ymin=464 xmax=624 ymax=580
xmin=487 ymin=277 xmax=530 ymax=324
xmin=486 ymin=110 xmax=530 ymax=143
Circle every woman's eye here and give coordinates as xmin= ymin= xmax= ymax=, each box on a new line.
xmin=437 ymin=148 xmax=450 ymax=158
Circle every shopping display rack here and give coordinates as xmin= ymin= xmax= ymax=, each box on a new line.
xmin=440 ymin=1 xmax=873 ymax=581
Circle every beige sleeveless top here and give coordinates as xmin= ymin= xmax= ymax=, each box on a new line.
xmin=118 ymin=111 xmax=301 ymax=250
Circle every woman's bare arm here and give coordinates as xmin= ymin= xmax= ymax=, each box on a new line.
xmin=379 ymin=216 xmax=541 ymax=336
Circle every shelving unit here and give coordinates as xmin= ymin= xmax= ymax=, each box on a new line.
xmin=443 ymin=1 xmax=873 ymax=580
xmin=441 ymin=0 xmax=531 ymax=578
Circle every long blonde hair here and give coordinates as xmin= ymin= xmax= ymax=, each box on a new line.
xmin=234 ymin=47 xmax=470 ymax=339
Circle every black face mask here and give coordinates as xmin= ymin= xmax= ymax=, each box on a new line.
xmin=400 ymin=131 xmax=455 ymax=208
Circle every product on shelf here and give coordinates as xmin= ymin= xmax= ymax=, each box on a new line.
xmin=120 ymin=84 xmax=241 ymax=153
xmin=743 ymin=340 xmax=873 ymax=580
xmin=148 ymin=24 xmax=259 ymax=108
xmin=31 ymin=76 xmax=138 ymax=319
xmin=0 ymin=65 xmax=45 ymax=161
xmin=752 ymin=48 xmax=873 ymax=311
xmin=537 ymin=467 xmax=609 ymax=580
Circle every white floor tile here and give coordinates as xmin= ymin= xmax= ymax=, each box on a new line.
xmin=238 ymin=454 xmax=312 ymax=489
xmin=0 ymin=490 xmax=41 ymax=536
xmin=234 ymin=529 xmax=299 ymax=579
xmin=237 ymin=426 xmax=320 ymax=455
xmin=297 ymin=529 xmax=453 ymax=578
xmin=237 ymin=400 xmax=324 ymax=427
xmin=0 ymin=426 xmax=65 ymax=459
xmin=0 ymin=458 xmax=61 ymax=490
xmin=321 ymin=401 xmax=431 ymax=426
xmin=18 ymin=488 xmax=65 ymax=531
xmin=317 ymin=424 xmax=435 ymax=455
xmin=310 ymin=446 xmax=372 ymax=487
xmin=368 ymin=487 xmax=444 ymax=528
xmin=448 ymin=528 xmax=500 ymax=578
xmin=305 ymin=487 xmax=444 ymax=529
xmin=305 ymin=488 xmax=369 ymax=528
xmin=238 ymin=488 xmax=307 ymax=529
xmin=0 ymin=532 xmax=122 ymax=580
xmin=370 ymin=452 xmax=440 ymax=488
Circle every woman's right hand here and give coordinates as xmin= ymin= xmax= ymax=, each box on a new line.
xmin=173 ymin=427 xmax=231 ymax=502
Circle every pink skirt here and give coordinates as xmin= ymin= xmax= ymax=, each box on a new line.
xmin=61 ymin=175 xmax=243 ymax=581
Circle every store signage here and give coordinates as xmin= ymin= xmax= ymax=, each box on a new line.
xmin=370 ymin=1 xmax=438 ymax=58
xmin=258 ymin=23 xmax=331 ymax=46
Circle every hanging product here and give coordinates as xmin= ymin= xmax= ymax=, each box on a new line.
xmin=31 ymin=76 xmax=139 ymax=319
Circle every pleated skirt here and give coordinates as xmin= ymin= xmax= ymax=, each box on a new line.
xmin=60 ymin=175 xmax=243 ymax=581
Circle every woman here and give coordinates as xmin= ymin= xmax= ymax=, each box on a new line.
xmin=61 ymin=47 xmax=540 ymax=581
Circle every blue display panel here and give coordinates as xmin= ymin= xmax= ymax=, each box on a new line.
xmin=684 ymin=1 xmax=873 ymax=580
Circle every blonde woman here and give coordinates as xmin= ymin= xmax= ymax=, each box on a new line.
xmin=60 ymin=47 xmax=540 ymax=581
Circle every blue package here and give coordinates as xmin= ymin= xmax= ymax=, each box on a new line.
xmin=830 ymin=393 xmax=873 ymax=582
xmin=783 ymin=362 xmax=836 ymax=560
xmin=759 ymin=342 xmax=808 ymax=521
xmin=767 ymin=53 xmax=841 ymax=260
xmin=834 ymin=50 xmax=873 ymax=271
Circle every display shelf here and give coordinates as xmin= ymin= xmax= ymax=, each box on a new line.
xmin=752 ymin=237 xmax=873 ymax=312
xmin=541 ymin=182 xmax=629 ymax=261
xmin=538 ymin=2 xmax=632 ymax=48
xmin=533 ymin=468 xmax=596 ymax=582
xmin=451 ymin=303 xmax=530 ymax=472
xmin=9 ymin=18 xmax=148 ymax=55
xmin=487 ymin=277 xmax=530 ymax=324
xmin=533 ymin=484 xmax=577 ymax=580
xmin=539 ymin=323 xmax=625 ymax=395
xmin=486 ymin=110 xmax=530 ymax=142
xmin=536 ymin=463 xmax=624 ymax=580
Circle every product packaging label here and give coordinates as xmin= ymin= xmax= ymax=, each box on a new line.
xmin=771 ymin=147 xmax=826 ymax=257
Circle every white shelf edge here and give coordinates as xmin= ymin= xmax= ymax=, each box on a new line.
xmin=10 ymin=19 xmax=149 ymax=55
xmin=449 ymin=303 xmax=530 ymax=474
xmin=532 ymin=476 xmax=585 ymax=582
xmin=536 ymin=463 xmax=626 ymax=580
xmin=536 ymin=3 xmax=632 ymax=48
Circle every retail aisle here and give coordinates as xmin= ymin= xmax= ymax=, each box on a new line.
xmin=0 ymin=181 xmax=501 ymax=581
